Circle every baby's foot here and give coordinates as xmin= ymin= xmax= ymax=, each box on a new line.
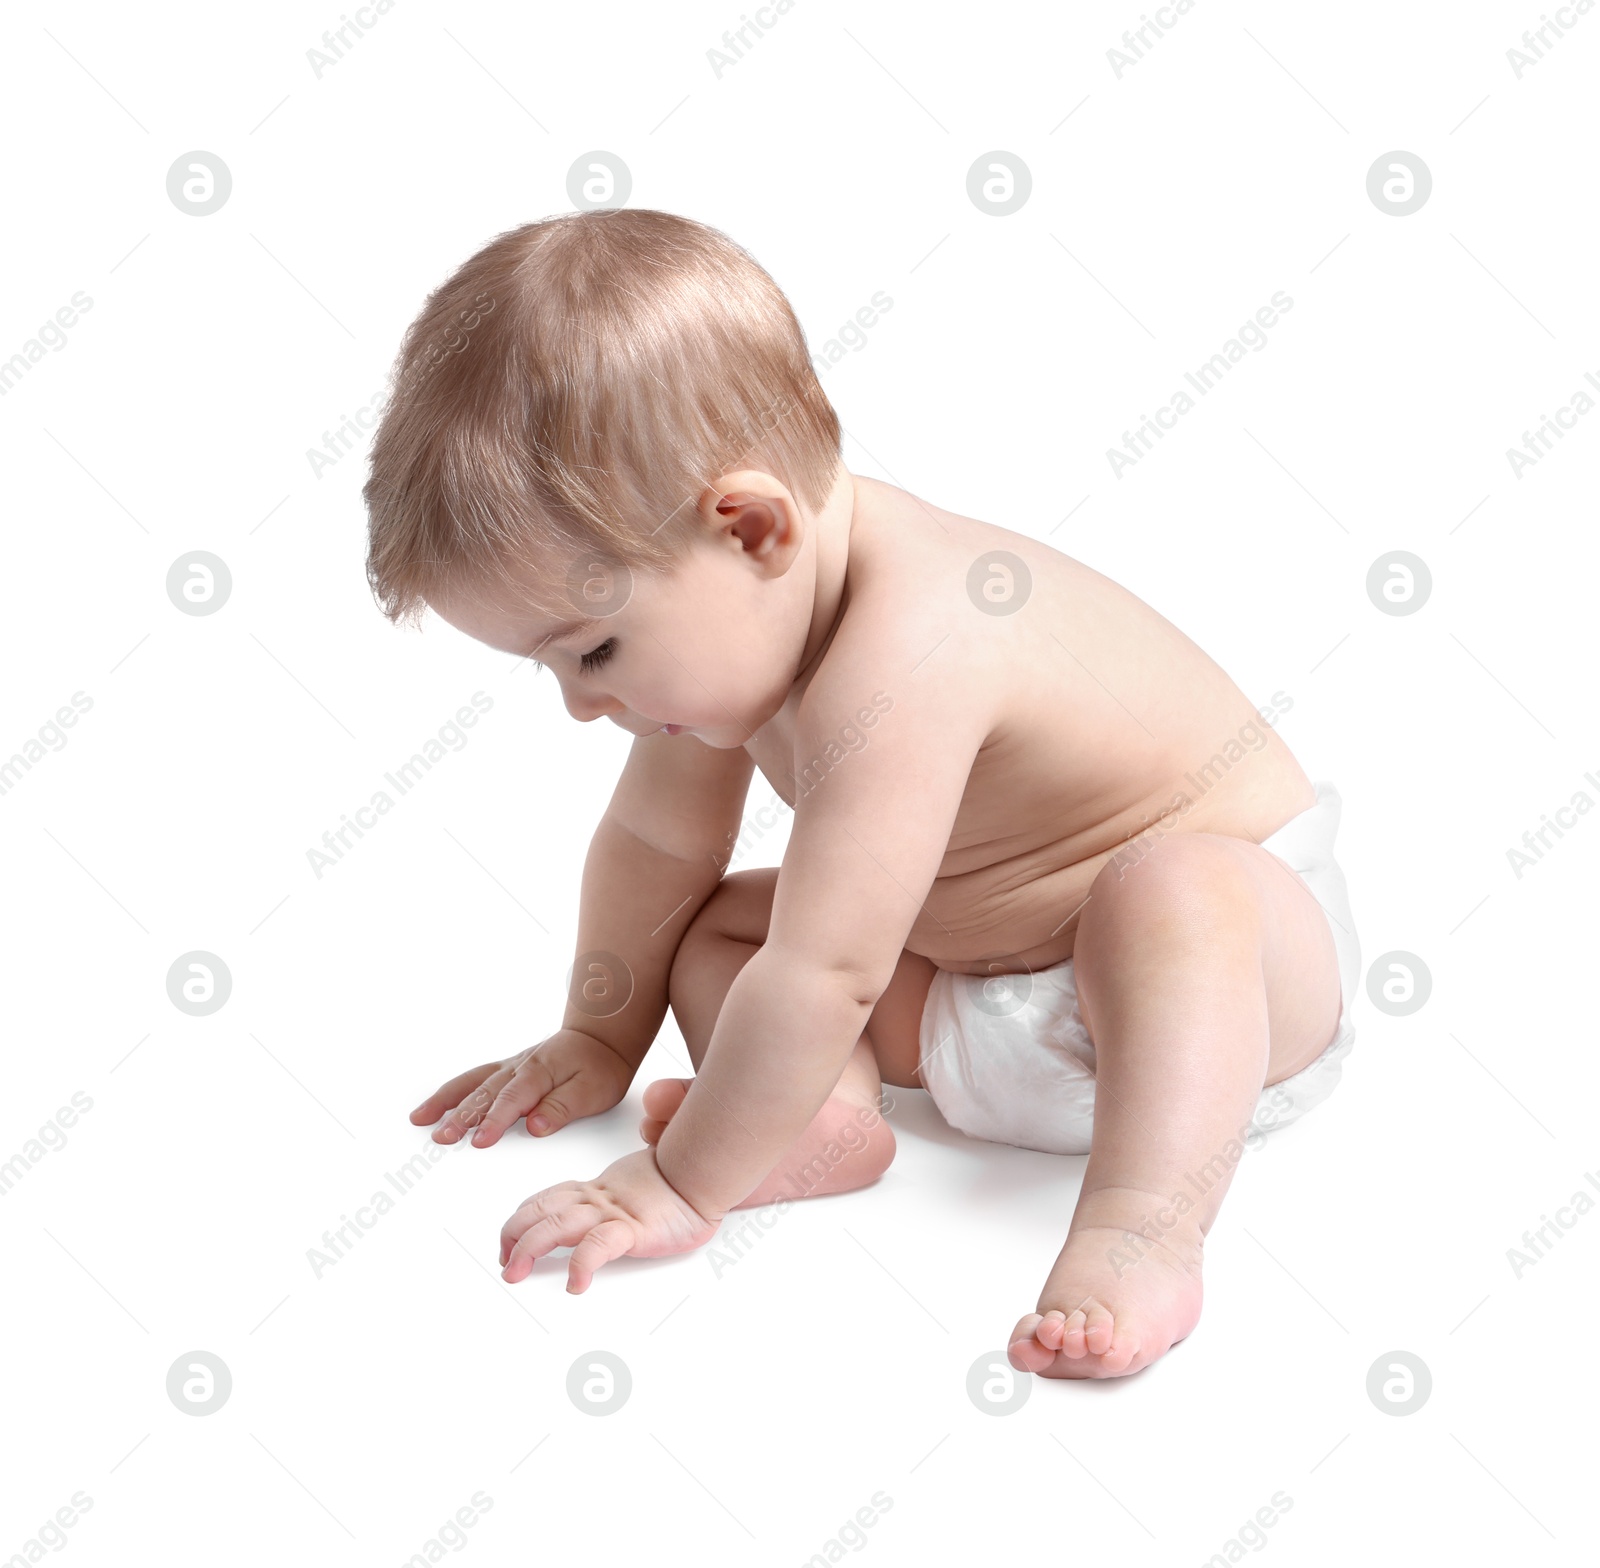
xmin=1007 ymin=1187 xmax=1205 ymax=1379
xmin=639 ymin=1077 xmax=896 ymax=1210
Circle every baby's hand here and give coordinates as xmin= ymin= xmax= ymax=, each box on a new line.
xmin=409 ymin=1029 xmax=635 ymax=1147
xmin=498 ymin=1147 xmax=722 ymax=1293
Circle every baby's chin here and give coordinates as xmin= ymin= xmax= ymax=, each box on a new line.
xmin=681 ymin=711 xmax=764 ymax=747
xmin=680 ymin=725 xmax=744 ymax=749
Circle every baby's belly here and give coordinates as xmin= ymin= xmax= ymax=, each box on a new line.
xmin=906 ymin=852 xmax=1101 ymax=974
xmin=908 ymin=774 xmax=1316 ymax=976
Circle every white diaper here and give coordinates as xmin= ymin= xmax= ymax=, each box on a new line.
xmin=916 ymin=780 xmax=1361 ymax=1156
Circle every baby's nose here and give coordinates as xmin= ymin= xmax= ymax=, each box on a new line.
xmin=562 ymin=687 xmax=620 ymax=724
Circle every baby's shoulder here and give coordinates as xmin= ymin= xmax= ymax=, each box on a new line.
xmin=845 ymin=478 xmax=1069 ymax=629
xmin=806 ymin=480 xmax=1036 ymax=719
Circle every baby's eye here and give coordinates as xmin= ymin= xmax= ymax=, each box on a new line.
xmin=578 ymin=638 xmax=616 ymax=674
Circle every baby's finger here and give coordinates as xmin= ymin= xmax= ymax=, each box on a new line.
xmin=502 ymin=1201 xmax=597 ymax=1284
xmin=410 ymin=1061 xmax=504 ymax=1127
xmin=522 ymin=1064 xmax=623 ymax=1139
xmin=565 ymin=1218 xmax=637 ymax=1294
xmin=435 ymin=1065 xmax=530 ymax=1145
xmin=498 ymin=1185 xmax=575 ymax=1266
xmin=470 ymin=1058 xmax=558 ymax=1147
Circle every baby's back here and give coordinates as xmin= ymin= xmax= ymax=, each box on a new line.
xmin=747 ymin=476 xmax=1316 ymax=975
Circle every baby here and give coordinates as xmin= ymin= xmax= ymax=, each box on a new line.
xmin=365 ymin=209 xmax=1360 ymax=1380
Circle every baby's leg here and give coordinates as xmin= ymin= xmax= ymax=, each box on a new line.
xmin=643 ymin=868 xmax=934 ymax=1209
xmin=1008 ymin=832 xmax=1342 ymax=1378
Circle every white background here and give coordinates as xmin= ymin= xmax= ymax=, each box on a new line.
xmin=2 ymin=0 xmax=1595 ymax=1563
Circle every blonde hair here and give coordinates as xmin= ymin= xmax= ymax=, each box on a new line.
xmin=363 ymin=209 xmax=843 ymax=628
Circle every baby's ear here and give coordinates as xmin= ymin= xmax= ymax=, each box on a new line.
xmin=716 ymin=498 xmax=788 ymax=566
xmin=742 ymin=500 xmax=793 ymax=563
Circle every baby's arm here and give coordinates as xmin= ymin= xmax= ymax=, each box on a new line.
xmin=653 ymin=655 xmax=990 ymax=1221
xmin=563 ymin=727 xmax=759 ymax=1067
xmin=413 ymin=732 xmax=755 ymax=1143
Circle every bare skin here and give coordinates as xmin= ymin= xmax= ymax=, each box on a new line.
xmin=421 ymin=465 xmax=1343 ymax=1374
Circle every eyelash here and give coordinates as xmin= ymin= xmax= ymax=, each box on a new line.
xmin=578 ymin=638 xmax=616 ymax=674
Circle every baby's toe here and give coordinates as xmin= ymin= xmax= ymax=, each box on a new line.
xmin=1007 ymin=1314 xmax=1056 ymax=1373
xmin=1084 ymin=1303 xmax=1116 ymax=1357
xmin=640 ymin=1077 xmax=691 ymax=1118
xmin=1059 ymin=1307 xmax=1090 ymax=1358
xmin=1034 ymin=1310 xmax=1069 ymax=1351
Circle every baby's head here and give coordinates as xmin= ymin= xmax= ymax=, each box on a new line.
xmin=363 ymin=209 xmax=846 ymax=747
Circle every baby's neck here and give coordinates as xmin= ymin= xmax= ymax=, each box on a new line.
xmin=792 ymin=464 xmax=863 ymax=683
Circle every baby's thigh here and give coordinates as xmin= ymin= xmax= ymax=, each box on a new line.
xmin=1076 ymin=831 xmax=1342 ymax=1084
xmin=684 ymin=869 xmax=936 ymax=1086
xmin=686 ymin=866 xmax=781 ymax=945
xmin=866 ymin=949 xmax=941 ymax=1089
xmin=1241 ymin=840 xmax=1344 ymax=1083
xmin=1162 ymin=833 xmax=1344 ymax=1083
